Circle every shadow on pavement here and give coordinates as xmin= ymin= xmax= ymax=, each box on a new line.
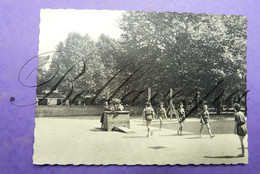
xmin=204 ymin=155 xmax=242 ymax=159
xmin=159 ymin=134 xmax=178 ymax=136
xmin=160 ymin=134 xmax=195 ymax=137
xmin=123 ymin=136 xmax=146 ymax=138
xmin=184 ymin=137 xmax=202 ymax=139
xmin=90 ymin=127 xmax=104 ymax=132
xmin=148 ymin=146 xmax=167 ymax=149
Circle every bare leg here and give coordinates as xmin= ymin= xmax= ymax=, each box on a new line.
xmin=206 ymin=123 xmax=215 ymax=138
xmin=178 ymin=123 xmax=183 ymax=135
xmin=159 ymin=117 xmax=162 ymax=130
xmin=146 ymin=121 xmax=150 ymax=137
xmin=238 ymin=136 xmax=245 ymax=156
xmin=146 ymin=121 xmax=153 ymax=137
xmin=177 ymin=123 xmax=180 ymax=135
xmin=180 ymin=123 xmax=183 ymax=135
xmin=199 ymin=123 xmax=204 ymax=137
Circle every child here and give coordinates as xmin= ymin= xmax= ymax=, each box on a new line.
xmin=142 ymin=102 xmax=154 ymax=137
xmin=199 ymin=103 xmax=215 ymax=138
xmin=157 ymin=102 xmax=167 ymax=130
xmin=100 ymin=101 xmax=111 ymax=129
xmin=234 ymin=103 xmax=247 ymax=157
xmin=177 ymin=102 xmax=185 ymax=135
xmin=115 ymin=102 xmax=124 ymax=111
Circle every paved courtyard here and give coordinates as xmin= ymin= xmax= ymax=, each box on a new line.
xmin=33 ymin=117 xmax=248 ymax=165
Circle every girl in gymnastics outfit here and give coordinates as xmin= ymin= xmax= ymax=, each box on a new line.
xmin=157 ymin=102 xmax=167 ymax=130
xmin=142 ymin=102 xmax=155 ymax=137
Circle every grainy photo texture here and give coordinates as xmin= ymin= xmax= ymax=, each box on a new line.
xmin=33 ymin=9 xmax=248 ymax=165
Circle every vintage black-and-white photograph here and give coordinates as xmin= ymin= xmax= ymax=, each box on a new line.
xmin=33 ymin=9 xmax=248 ymax=165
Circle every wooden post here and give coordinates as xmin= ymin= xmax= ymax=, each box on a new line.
xmin=169 ymin=88 xmax=173 ymax=119
xmin=148 ymin=87 xmax=151 ymax=103
xmin=169 ymin=88 xmax=173 ymax=104
xmin=245 ymin=91 xmax=247 ymax=116
xmin=245 ymin=76 xmax=247 ymax=116
xmin=231 ymin=96 xmax=234 ymax=109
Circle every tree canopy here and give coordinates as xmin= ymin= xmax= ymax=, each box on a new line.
xmin=38 ymin=11 xmax=247 ymax=106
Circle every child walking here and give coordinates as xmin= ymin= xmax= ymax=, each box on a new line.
xmin=199 ymin=103 xmax=215 ymax=138
xmin=142 ymin=102 xmax=155 ymax=137
xmin=157 ymin=102 xmax=167 ymax=130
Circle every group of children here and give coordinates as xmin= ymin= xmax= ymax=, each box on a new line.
xmin=142 ymin=101 xmax=207 ymax=137
xmin=141 ymin=101 xmax=247 ymax=157
xmin=100 ymin=99 xmax=247 ymax=157
xmin=142 ymin=101 xmax=214 ymax=137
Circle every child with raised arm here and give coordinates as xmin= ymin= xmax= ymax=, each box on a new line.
xmin=157 ymin=102 xmax=167 ymax=130
xmin=142 ymin=102 xmax=154 ymax=137
xmin=199 ymin=103 xmax=215 ymax=138
xmin=177 ymin=102 xmax=185 ymax=135
xmin=234 ymin=103 xmax=247 ymax=157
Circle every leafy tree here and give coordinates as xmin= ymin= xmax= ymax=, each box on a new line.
xmin=40 ymin=32 xmax=107 ymax=104
xmin=117 ymin=11 xmax=247 ymax=105
xmin=38 ymin=11 xmax=247 ymax=108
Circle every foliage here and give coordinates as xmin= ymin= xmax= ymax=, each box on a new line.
xmin=38 ymin=11 xmax=247 ymax=107
xmin=117 ymin=11 xmax=247 ymax=104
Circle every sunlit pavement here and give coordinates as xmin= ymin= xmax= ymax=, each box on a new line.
xmin=33 ymin=117 xmax=248 ymax=165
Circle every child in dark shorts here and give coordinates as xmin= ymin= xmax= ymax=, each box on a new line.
xmin=234 ymin=103 xmax=247 ymax=157
xmin=142 ymin=102 xmax=154 ymax=137
xmin=199 ymin=103 xmax=215 ymax=138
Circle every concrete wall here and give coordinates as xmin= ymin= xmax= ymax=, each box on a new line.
xmin=35 ymin=105 xmax=144 ymax=117
xmin=35 ymin=105 xmax=240 ymax=117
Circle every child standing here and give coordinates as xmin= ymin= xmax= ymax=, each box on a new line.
xmin=100 ymin=101 xmax=111 ymax=129
xmin=234 ymin=103 xmax=247 ymax=157
xmin=177 ymin=102 xmax=185 ymax=135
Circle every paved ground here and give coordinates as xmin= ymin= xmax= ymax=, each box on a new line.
xmin=33 ymin=117 xmax=248 ymax=165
